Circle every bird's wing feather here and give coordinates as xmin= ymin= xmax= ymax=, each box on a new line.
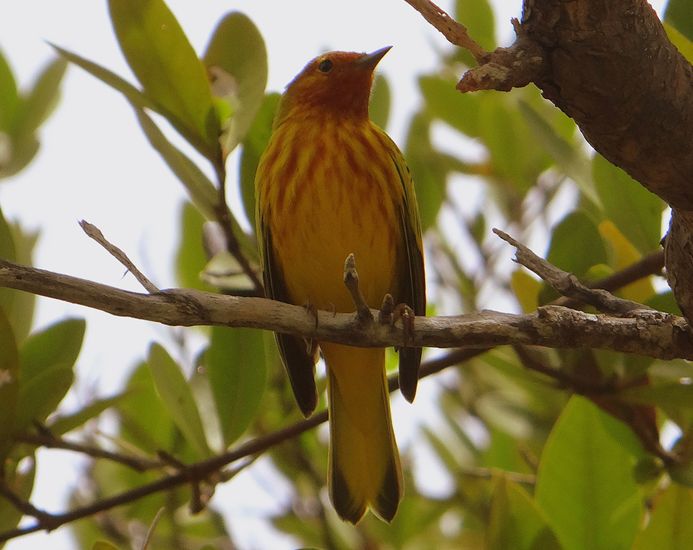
xmin=389 ymin=148 xmax=426 ymax=402
xmin=261 ymin=222 xmax=318 ymax=417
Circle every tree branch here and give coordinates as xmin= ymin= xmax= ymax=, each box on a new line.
xmin=0 ymin=256 xmax=691 ymax=360
xmin=402 ymin=0 xmax=488 ymax=62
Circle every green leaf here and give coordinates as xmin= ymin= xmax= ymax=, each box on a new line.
xmin=203 ymin=11 xmax=267 ymax=156
xmin=118 ymin=362 xmax=175 ymax=452
xmin=5 ymin=222 xmax=38 ymax=342
xmin=206 ymin=327 xmax=266 ymax=447
xmin=0 ymin=309 xmax=19 ymax=457
xmin=370 ymin=74 xmax=391 ymax=130
xmin=405 ymin=112 xmax=447 ymax=229
xmin=14 ymin=318 xmax=84 ymax=432
xmin=634 ymin=484 xmax=693 ymax=549
xmin=535 ymin=396 xmax=643 ymax=550
xmin=0 ymin=457 xmax=34 ymax=534
xmin=14 ymin=57 xmax=67 ymax=136
xmin=665 ymin=0 xmax=693 ymax=42
xmin=419 ymin=75 xmax=481 ymax=137
xmin=239 ymin=92 xmax=280 ymax=230
xmin=455 ymin=0 xmax=495 ymax=51
xmin=620 ymin=382 xmax=693 ymax=410
xmin=147 ymin=343 xmax=210 ymax=457
xmin=0 ymin=49 xmax=19 ymax=132
xmin=546 ymin=211 xmax=607 ymax=278
xmin=478 ymin=95 xmax=550 ymax=193
xmin=510 ymin=269 xmax=541 ymax=313
xmin=487 ymin=476 xmax=560 ymax=550
xmin=593 ymin=154 xmax=664 ymax=253
xmin=665 ymin=22 xmax=693 ymax=64
xmin=51 ymin=44 xmax=157 ymax=112
xmin=19 ymin=318 xmax=85 ymax=381
xmin=15 ymin=364 xmax=73 ymax=432
xmin=48 ymin=392 xmax=128 ymax=435
xmin=518 ymin=100 xmax=598 ymax=206
xmin=92 ymin=541 xmax=121 ymax=550
xmin=176 ymin=201 xmax=211 ymax=291
xmin=108 ymin=0 xmax=219 ymax=153
xmin=133 ymin=107 xmax=217 ymax=219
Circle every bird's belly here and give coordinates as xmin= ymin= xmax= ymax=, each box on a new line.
xmin=271 ymin=181 xmax=400 ymax=312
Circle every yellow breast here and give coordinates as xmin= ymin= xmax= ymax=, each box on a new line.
xmin=257 ymin=116 xmax=405 ymax=312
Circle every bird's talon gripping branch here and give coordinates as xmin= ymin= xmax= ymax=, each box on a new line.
xmin=392 ymin=303 xmax=416 ymax=344
xmin=343 ymin=253 xmax=374 ymax=322
xmin=379 ymin=293 xmax=395 ymax=324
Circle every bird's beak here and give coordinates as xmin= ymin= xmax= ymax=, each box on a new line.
xmin=357 ymin=46 xmax=392 ymax=70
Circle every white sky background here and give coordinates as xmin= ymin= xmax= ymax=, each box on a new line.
xmin=0 ymin=0 xmax=667 ymax=548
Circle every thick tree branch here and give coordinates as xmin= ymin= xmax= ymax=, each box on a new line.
xmin=0 ymin=255 xmax=691 ymax=360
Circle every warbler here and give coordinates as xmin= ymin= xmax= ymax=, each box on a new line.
xmin=255 ymin=46 xmax=425 ymax=523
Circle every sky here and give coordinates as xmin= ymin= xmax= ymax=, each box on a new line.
xmin=0 ymin=0 xmax=667 ymax=548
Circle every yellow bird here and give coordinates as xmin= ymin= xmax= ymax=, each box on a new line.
xmin=255 ymin=47 xmax=425 ymax=523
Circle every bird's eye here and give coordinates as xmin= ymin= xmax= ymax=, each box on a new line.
xmin=318 ymin=59 xmax=333 ymax=73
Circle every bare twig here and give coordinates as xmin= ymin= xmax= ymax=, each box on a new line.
xmin=343 ymin=253 xmax=374 ymax=322
xmin=211 ymin=156 xmax=264 ymax=294
xmin=554 ymin=250 xmax=664 ymax=309
xmin=494 ymin=228 xmax=651 ymax=315
xmin=17 ymin=431 xmax=161 ymax=473
xmin=80 ymin=220 xmax=159 ymax=293
xmin=0 ymin=345 xmax=472 ymax=543
xmin=402 ymin=0 xmax=487 ymax=62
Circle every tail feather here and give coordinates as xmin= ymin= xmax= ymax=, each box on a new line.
xmin=323 ymin=344 xmax=402 ymax=523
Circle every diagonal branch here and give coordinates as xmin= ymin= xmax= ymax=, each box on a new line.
xmin=402 ymin=0 xmax=488 ymax=62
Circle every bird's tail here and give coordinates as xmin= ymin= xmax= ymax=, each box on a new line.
xmin=321 ymin=343 xmax=402 ymax=523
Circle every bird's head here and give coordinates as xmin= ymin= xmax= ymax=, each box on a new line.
xmin=275 ymin=46 xmax=391 ymax=125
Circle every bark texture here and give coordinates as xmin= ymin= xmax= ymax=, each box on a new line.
xmin=522 ymin=0 xmax=693 ymax=209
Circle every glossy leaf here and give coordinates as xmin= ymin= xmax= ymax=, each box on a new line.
xmin=133 ymin=107 xmax=217 ymax=220
xmin=0 ymin=309 xmax=19 ymax=457
xmin=370 ymin=74 xmax=391 ymax=130
xmin=148 ymin=343 xmax=210 ymax=457
xmin=206 ymin=327 xmax=266 ymax=447
xmin=487 ymin=476 xmax=560 ymax=550
xmin=203 ymin=11 xmax=267 ymax=156
xmin=108 ymin=0 xmax=219 ymax=153
xmin=593 ymin=154 xmax=664 ymax=254
xmin=536 ymin=396 xmax=643 ymax=550
xmin=634 ymin=484 xmax=693 ymax=549
xmin=239 ymin=92 xmax=280 ymax=230
xmin=665 ymin=0 xmax=693 ymax=42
